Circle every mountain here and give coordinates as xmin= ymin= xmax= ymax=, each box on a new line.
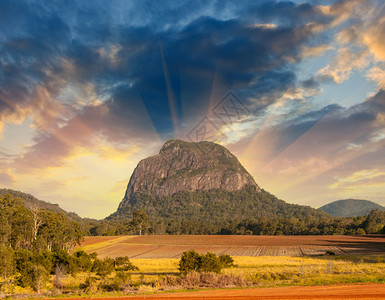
xmin=319 ymin=199 xmax=385 ymax=217
xmin=111 ymin=139 xmax=326 ymax=223
xmin=118 ymin=139 xmax=259 ymax=210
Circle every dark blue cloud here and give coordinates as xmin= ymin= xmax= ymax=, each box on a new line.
xmin=0 ymin=0 xmax=336 ymax=141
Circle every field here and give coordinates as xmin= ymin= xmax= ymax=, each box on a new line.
xmin=79 ymin=235 xmax=385 ymax=258
xmin=48 ymin=255 xmax=385 ymax=299
xmin=48 ymin=235 xmax=385 ymax=299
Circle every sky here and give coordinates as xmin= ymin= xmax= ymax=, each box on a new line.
xmin=1 ymin=0 xmax=385 ymax=219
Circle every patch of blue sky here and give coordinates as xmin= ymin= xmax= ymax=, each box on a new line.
xmin=318 ymin=71 xmax=377 ymax=109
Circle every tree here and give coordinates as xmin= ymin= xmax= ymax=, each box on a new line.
xmin=29 ymin=204 xmax=43 ymax=243
xmin=0 ymin=245 xmax=15 ymax=280
xmin=362 ymin=210 xmax=385 ymax=234
xmin=130 ymin=210 xmax=149 ymax=235
xmin=30 ymin=265 xmax=49 ymax=293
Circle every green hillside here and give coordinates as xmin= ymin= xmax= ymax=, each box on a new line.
xmin=319 ymin=199 xmax=385 ymax=217
xmin=110 ymin=185 xmax=328 ymax=225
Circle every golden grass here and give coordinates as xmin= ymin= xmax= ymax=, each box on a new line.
xmin=34 ymin=254 xmax=385 ymax=297
xmin=127 ymin=255 xmax=385 ymax=287
xmin=131 ymin=258 xmax=180 ymax=273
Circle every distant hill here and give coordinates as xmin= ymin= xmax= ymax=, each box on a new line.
xmin=110 ymin=139 xmax=328 ymax=224
xmin=319 ymin=199 xmax=385 ymax=217
xmin=0 ymin=188 xmax=82 ymax=221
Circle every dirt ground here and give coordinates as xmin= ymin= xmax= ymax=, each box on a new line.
xmin=44 ymin=283 xmax=385 ymax=299
xmin=80 ymin=234 xmax=385 ymax=258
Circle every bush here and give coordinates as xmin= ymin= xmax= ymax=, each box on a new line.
xmin=30 ymin=265 xmax=49 ymax=292
xmin=179 ymin=250 xmax=233 ymax=274
xmin=199 ymin=252 xmax=222 ymax=273
xmin=72 ymin=250 xmax=93 ymax=272
xmin=80 ymin=276 xmax=99 ymax=294
xmin=219 ymin=254 xmax=235 ymax=268
xmin=179 ymin=250 xmax=201 ymax=274
xmin=100 ymin=271 xmax=132 ymax=292
xmin=92 ymin=257 xmax=115 ymax=278
xmin=52 ymin=249 xmax=76 ymax=274
xmin=114 ymin=256 xmax=139 ymax=271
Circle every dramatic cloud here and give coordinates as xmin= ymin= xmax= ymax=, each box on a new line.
xmin=0 ymin=0 xmax=384 ymax=217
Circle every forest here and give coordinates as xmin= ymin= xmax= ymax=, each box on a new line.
xmin=1 ymin=191 xmax=385 ymax=295
xmin=0 ymin=193 xmax=138 ymax=293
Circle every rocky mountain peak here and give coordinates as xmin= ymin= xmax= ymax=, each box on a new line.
xmin=117 ymin=139 xmax=260 ymax=211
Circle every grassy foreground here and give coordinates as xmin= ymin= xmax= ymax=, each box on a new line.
xmin=3 ymin=255 xmax=385 ymax=298
xmin=130 ymin=256 xmax=385 ymax=288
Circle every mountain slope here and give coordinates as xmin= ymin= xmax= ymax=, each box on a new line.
xmin=0 ymin=188 xmax=82 ymax=221
xmin=319 ymin=199 xmax=385 ymax=217
xmin=111 ymin=139 xmax=327 ymax=223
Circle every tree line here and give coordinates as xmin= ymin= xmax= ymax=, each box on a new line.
xmin=89 ymin=209 xmax=385 ymax=236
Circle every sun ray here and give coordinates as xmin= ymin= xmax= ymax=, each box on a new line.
xmin=159 ymin=40 xmax=179 ymax=138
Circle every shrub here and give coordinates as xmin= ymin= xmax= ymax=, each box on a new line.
xmin=114 ymin=256 xmax=139 ymax=271
xmin=80 ymin=276 xmax=99 ymax=294
xmin=219 ymin=254 xmax=235 ymax=268
xmin=101 ymin=271 xmax=132 ymax=292
xmin=199 ymin=252 xmax=222 ymax=273
xmin=72 ymin=250 xmax=93 ymax=272
xmin=179 ymin=250 xmax=201 ymax=274
xmin=35 ymin=250 xmax=54 ymax=273
xmin=30 ymin=265 xmax=49 ymax=293
xmin=52 ymin=249 xmax=76 ymax=274
xmin=179 ymin=250 xmax=233 ymax=274
xmin=92 ymin=257 xmax=115 ymax=278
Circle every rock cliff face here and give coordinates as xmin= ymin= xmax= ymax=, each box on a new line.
xmin=117 ymin=139 xmax=260 ymax=210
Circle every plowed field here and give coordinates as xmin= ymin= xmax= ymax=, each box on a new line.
xmin=79 ymin=235 xmax=385 ymax=258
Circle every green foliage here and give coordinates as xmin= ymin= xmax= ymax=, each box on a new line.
xmin=179 ymin=250 xmax=232 ymax=274
xmin=130 ymin=209 xmax=150 ymax=235
xmin=179 ymin=250 xmax=201 ymax=274
xmin=73 ymin=250 xmax=93 ymax=272
xmin=0 ymin=245 xmax=15 ymax=279
xmin=80 ymin=276 xmax=99 ymax=294
xmin=199 ymin=252 xmax=222 ymax=273
xmin=15 ymin=249 xmax=49 ymax=291
xmin=109 ymin=186 xmax=333 ymax=235
xmin=114 ymin=256 xmax=139 ymax=271
xmin=92 ymin=257 xmax=115 ymax=278
xmin=362 ymin=210 xmax=385 ymax=233
xmin=52 ymin=249 xmax=76 ymax=274
xmin=30 ymin=265 xmax=49 ymax=292
xmin=219 ymin=254 xmax=235 ymax=268
xmin=34 ymin=250 xmax=54 ymax=274
xmin=0 ymin=193 xmax=85 ymax=252
xmin=356 ymin=228 xmax=366 ymax=235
